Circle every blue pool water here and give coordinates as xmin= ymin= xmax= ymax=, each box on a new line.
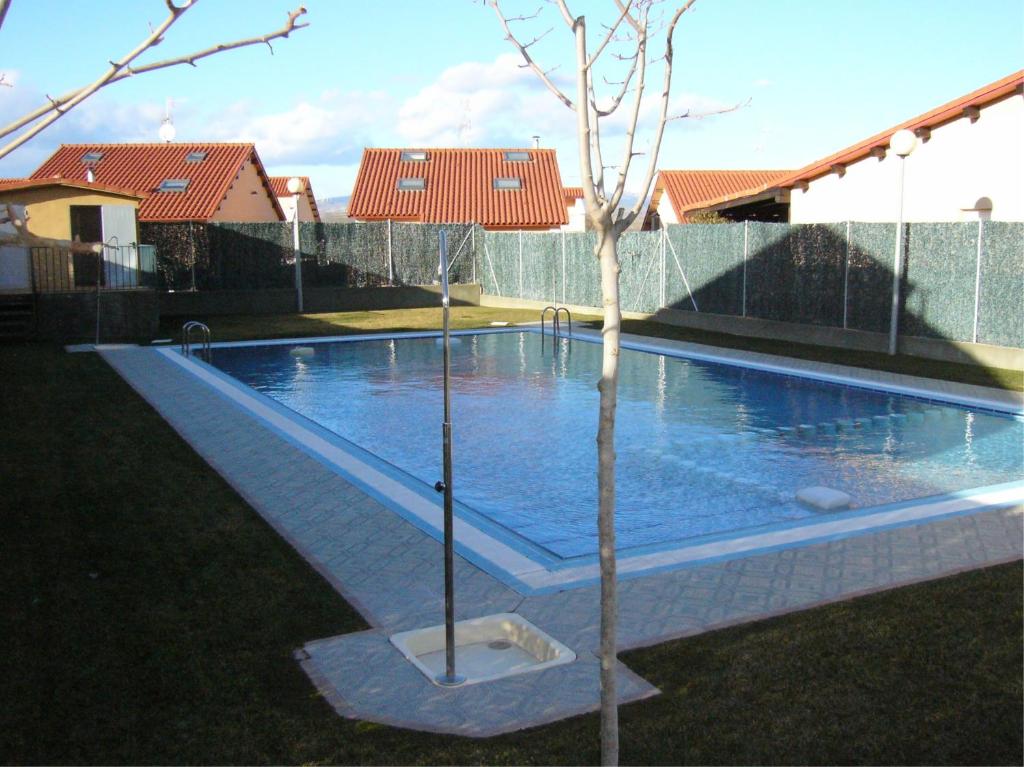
xmin=210 ymin=331 xmax=1023 ymax=559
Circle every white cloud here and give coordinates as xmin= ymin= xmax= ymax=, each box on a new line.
xmin=201 ymin=90 xmax=393 ymax=165
xmin=396 ymin=53 xmax=574 ymax=147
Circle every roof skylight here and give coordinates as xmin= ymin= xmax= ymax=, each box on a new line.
xmin=493 ymin=177 xmax=522 ymax=190
xmin=158 ymin=178 xmax=190 ymax=192
xmin=503 ymin=151 xmax=531 ymax=162
xmin=185 ymin=151 xmax=207 ymax=163
xmin=81 ymin=151 xmax=104 ymax=164
xmin=397 ymin=177 xmax=426 ymax=191
xmin=400 ymin=151 xmax=429 ymax=162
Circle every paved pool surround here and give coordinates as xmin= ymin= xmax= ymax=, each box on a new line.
xmin=98 ymin=330 xmax=1024 ymax=736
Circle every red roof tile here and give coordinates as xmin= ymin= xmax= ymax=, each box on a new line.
xmin=29 ymin=143 xmax=284 ymax=222
xmin=774 ymin=70 xmax=1024 ymax=191
xmin=0 ymin=177 xmax=146 ymax=199
xmin=563 ymin=186 xmax=584 ymax=200
xmin=654 ymin=170 xmax=792 ymax=219
xmin=348 ymin=148 xmax=568 ymax=228
xmin=268 ymin=175 xmax=322 ymax=222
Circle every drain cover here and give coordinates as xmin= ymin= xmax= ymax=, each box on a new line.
xmin=487 ymin=640 xmax=512 ymax=651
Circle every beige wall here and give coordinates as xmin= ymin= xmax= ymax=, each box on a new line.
xmin=0 ymin=188 xmax=140 ymax=240
xmin=790 ymin=94 xmax=1023 ymax=223
xmin=210 ymin=159 xmax=282 ymax=222
xmin=276 ymin=192 xmax=318 ymax=222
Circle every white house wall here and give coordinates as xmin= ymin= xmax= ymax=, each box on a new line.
xmin=789 ymin=93 xmax=1023 ymax=223
xmin=656 ymin=195 xmax=680 ymax=225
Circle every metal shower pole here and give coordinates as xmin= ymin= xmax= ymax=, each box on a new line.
xmin=433 ymin=229 xmax=464 ymax=687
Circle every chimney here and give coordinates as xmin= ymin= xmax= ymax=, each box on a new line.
xmin=86 ymin=168 xmax=95 ymax=183
xmin=532 ymin=135 xmax=540 ymax=149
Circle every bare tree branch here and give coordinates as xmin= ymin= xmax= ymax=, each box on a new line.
xmin=1 ymin=204 xmax=102 ymax=253
xmin=586 ymin=0 xmax=634 ymax=70
xmin=0 ymin=4 xmax=309 ymax=161
xmin=552 ymin=0 xmax=578 ymax=29
xmin=618 ymin=0 xmax=699 ymax=230
xmin=489 ymin=0 xmax=574 ymax=110
xmin=668 ymin=96 xmax=750 ymax=121
xmin=520 ymin=26 xmax=555 ymax=49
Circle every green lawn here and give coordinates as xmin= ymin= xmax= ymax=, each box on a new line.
xmin=2 ymin=310 xmax=1021 ymax=764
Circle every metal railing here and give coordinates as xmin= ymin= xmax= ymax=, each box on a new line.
xmin=181 ymin=321 xmax=211 ymax=361
xmin=28 ymin=244 xmax=155 ymax=292
xmin=540 ymin=305 xmax=572 ymax=352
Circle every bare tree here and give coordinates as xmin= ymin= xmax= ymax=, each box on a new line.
xmin=489 ymin=2 xmax=715 ymax=763
xmin=0 ymin=0 xmax=309 ymax=162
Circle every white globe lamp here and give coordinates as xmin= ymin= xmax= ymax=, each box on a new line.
xmin=158 ymin=119 xmax=176 ymax=143
xmin=889 ymin=128 xmax=917 ymax=158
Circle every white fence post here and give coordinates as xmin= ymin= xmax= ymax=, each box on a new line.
xmin=561 ymin=229 xmax=566 ymax=305
xmin=386 ymin=218 xmax=394 ymax=286
xmin=843 ymin=221 xmax=851 ymax=329
xmin=518 ymin=229 xmax=524 ymax=298
xmin=660 ymin=227 xmax=666 ymax=308
xmin=972 ymin=218 xmax=984 ymax=343
xmin=742 ymin=221 xmax=749 ymax=317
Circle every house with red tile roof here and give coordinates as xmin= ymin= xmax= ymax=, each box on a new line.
xmin=646 ymin=170 xmax=793 ymax=225
xmin=347 ymin=148 xmax=569 ymax=231
xmin=29 ymin=143 xmax=285 ymax=223
xmin=562 ymin=186 xmax=586 ymax=231
xmin=269 ymin=176 xmax=321 ymax=223
xmin=700 ymin=70 xmax=1024 ymax=224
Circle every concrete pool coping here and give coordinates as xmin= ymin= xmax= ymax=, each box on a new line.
xmin=96 ymin=336 xmax=1024 ymax=736
xmin=149 ymin=327 xmax=1024 ymax=594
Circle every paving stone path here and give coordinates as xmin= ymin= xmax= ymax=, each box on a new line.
xmin=99 ymin=342 xmax=1023 ymax=736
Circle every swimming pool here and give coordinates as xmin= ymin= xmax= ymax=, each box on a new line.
xmin=186 ymin=328 xmax=1023 ymax=591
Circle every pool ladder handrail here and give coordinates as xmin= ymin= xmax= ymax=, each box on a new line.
xmin=181 ymin=321 xmax=211 ymax=361
xmin=540 ymin=306 xmax=572 ymax=352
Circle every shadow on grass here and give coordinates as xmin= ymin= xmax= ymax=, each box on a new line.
xmin=157 ymin=306 xmax=552 ymax=344
xmin=1 ymin=341 xmax=1020 ymax=765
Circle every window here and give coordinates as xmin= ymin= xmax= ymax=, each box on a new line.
xmin=185 ymin=151 xmax=207 ymax=163
xmin=157 ymin=178 xmax=190 ymax=192
xmin=502 ymin=151 xmax=531 ymax=162
xmin=397 ymin=177 xmax=426 ymax=191
xmin=493 ymin=177 xmax=522 ymax=190
xmin=80 ymin=151 xmax=104 ymax=164
xmin=400 ymin=150 xmax=429 ymax=162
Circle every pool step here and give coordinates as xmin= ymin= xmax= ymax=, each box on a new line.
xmin=773 ymin=405 xmax=950 ymax=439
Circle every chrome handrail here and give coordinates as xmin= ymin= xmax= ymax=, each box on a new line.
xmin=181 ymin=320 xmax=211 ymax=361
xmin=540 ymin=306 xmax=572 ymax=353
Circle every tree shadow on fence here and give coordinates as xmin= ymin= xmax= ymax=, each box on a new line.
xmin=652 ymin=222 xmax=1023 ymax=392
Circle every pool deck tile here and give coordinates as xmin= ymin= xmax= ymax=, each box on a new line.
xmin=99 ymin=342 xmax=1023 ymax=737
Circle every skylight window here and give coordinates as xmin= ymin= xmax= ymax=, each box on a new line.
xmin=81 ymin=151 xmax=104 ymax=164
xmin=397 ymin=177 xmax=426 ymax=191
xmin=400 ymin=151 xmax=429 ymax=162
xmin=185 ymin=151 xmax=207 ymax=163
xmin=503 ymin=151 xmax=531 ymax=162
xmin=493 ymin=177 xmax=522 ymax=190
xmin=158 ymin=178 xmax=190 ymax=192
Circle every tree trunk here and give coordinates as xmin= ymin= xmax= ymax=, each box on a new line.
xmin=595 ymin=225 xmax=621 ymax=766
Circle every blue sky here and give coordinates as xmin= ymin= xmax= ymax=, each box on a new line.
xmin=1 ymin=0 xmax=1021 ymax=199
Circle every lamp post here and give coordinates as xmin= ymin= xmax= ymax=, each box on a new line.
xmin=287 ymin=176 xmax=304 ymax=313
xmin=887 ymin=128 xmax=917 ymax=356
xmin=433 ymin=229 xmax=464 ymax=687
